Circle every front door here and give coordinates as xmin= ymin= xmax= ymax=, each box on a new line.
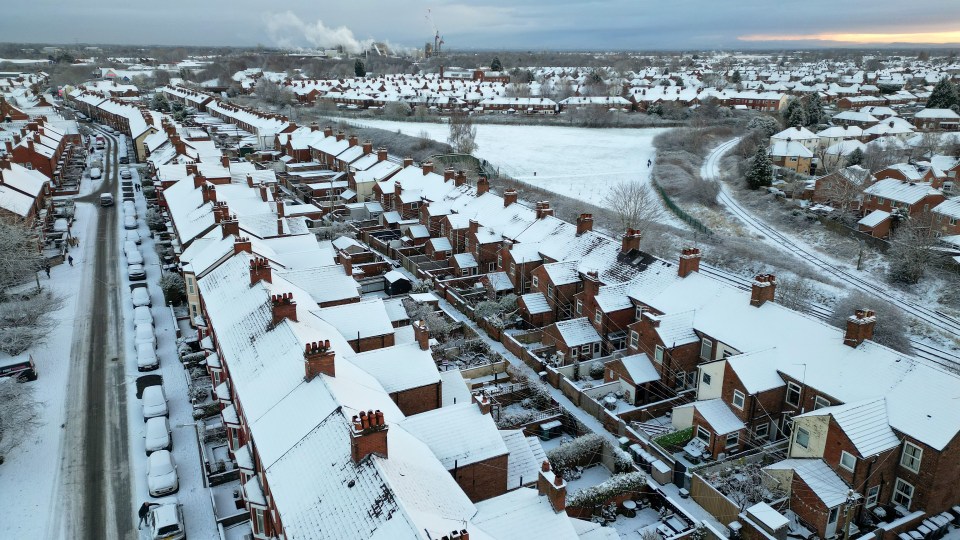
xmin=825 ymin=506 xmax=840 ymax=538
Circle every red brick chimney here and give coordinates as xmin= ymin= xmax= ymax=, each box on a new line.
xmin=377 ymin=147 xmax=388 ymax=162
xmin=323 ymin=126 xmax=333 ymax=138
xmin=750 ymin=274 xmax=776 ymax=307
xmin=310 ymin=122 xmax=319 ymax=132
xmin=454 ymin=170 xmax=467 ymax=187
xmin=503 ymin=189 xmax=518 ymax=207
xmin=537 ymin=461 xmax=566 ymax=513
xmin=271 ymin=292 xmax=297 ymax=324
xmin=172 ymin=136 xmax=186 ymax=156
xmin=212 ymin=202 xmax=228 ymax=223
xmin=249 ymin=257 xmax=272 ymax=285
xmin=393 ymin=180 xmax=402 ymax=199
xmin=220 ymin=155 xmax=229 ymax=168
xmin=186 ymin=163 xmax=198 ymax=176
xmin=583 ymin=270 xmax=600 ymax=305
xmin=535 ymin=202 xmax=554 ymax=219
xmin=234 ymin=236 xmax=251 ymax=255
xmin=258 ymin=183 xmax=269 ymax=202
xmin=469 ymin=219 xmax=479 ymax=235
xmin=678 ymin=247 xmax=701 ymax=278
xmin=27 ymin=138 xmax=34 ymax=153
xmin=4 ymin=140 xmax=12 ymax=153
xmin=201 ymin=183 xmax=216 ymax=204
xmin=335 ymin=131 xmax=345 ymax=142
xmin=362 ymin=140 xmax=373 ymax=154
xmin=341 ymin=252 xmax=353 ymax=276
xmin=246 ymin=174 xmax=254 ymax=187
xmin=350 ymin=410 xmax=388 ymax=463
xmin=422 ymin=161 xmax=434 ymax=176
xmin=221 ymin=214 xmax=239 ymax=238
xmin=402 ymin=157 xmax=414 ymax=168
xmin=473 ymin=392 xmax=492 ymax=415
xmin=844 ymin=309 xmax=876 ymax=347
xmin=621 ymin=229 xmax=642 ymax=253
xmin=413 ymin=320 xmax=430 ymax=351
xmin=0 ymin=156 xmax=11 ymax=170
xmin=443 ymin=168 xmax=455 ymax=182
xmin=276 ymin=216 xmax=284 ymax=236
xmin=348 ymin=134 xmax=358 ymax=147
xmin=304 ymin=340 xmax=335 ymax=380
xmin=576 ymin=213 xmax=593 ymax=236
xmin=192 ymin=171 xmax=206 ymax=189
xmin=477 ymin=176 xmax=489 ymax=196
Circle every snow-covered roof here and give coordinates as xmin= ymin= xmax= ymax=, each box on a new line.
xmin=863 ymin=178 xmax=940 ymax=205
xmin=858 ymin=209 xmax=891 ymax=228
xmin=350 ymin=342 xmax=440 ymax=393
xmin=686 ymin=398 xmax=745 ymax=435
xmin=932 ymin=198 xmax=960 ymax=219
xmin=618 ymin=353 xmax=660 ymax=385
xmin=501 ymin=429 xmax=545 ymax=490
xmin=553 ymin=317 xmax=602 ymax=347
xmin=796 ymin=398 xmax=899 ymax=457
xmin=472 ymin=487 xmax=581 ymax=539
xmin=312 ymin=298 xmax=394 ymax=339
xmin=764 ymin=458 xmax=850 ymax=508
xmin=399 ymin=402 xmax=509 ymax=469
xmin=520 ymin=292 xmax=551 ymax=315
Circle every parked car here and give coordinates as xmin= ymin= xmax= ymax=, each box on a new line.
xmin=133 ymin=306 xmax=153 ymax=326
xmin=144 ymin=417 xmax=171 ymax=454
xmin=89 ymin=167 xmax=102 ymax=179
xmin=126 ymin=229 xmax=141 ymax=245
xmin=146 ymin=501 xmax=185 ymax=540
xmin=135 ymin=323 xmax=156 ymax=349
xmin=132 ymin=287 xmax=151 ymax=308
xmin=120 ymin=169 xmax=132 ymax=179
xmin=127 ymin=264 xmax=146 ymax=281
xmin=141 ymin=385 xmax=168 ymax=420
xmin=137 ymin=342 xmax=159 ymax=372
xmin=123 ymin=215 xmax=138 ymax=230
xmin=119 ymin=156 xmax=129 ymax=164
xmin=99 ymin=193 xmax=114 ymax=207
xmin=146 ymin=450 xmax=179 ymax=497
xmin=123 ymin=201 xmax=137 ymax=217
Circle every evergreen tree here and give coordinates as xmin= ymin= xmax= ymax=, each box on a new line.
xmin=926 ymin=78 xmax=958 ymax=109
xmin=354 ymin=59 xmax=366 ymax=78
xmin=783 ymin=99 xmax=806 ymax=127
xmin=730 ymin=70 xmax=741 ymax=84
xmin=846 ymin=148 xmax=864 ymax=167
xmin=746 ymin=145 xmax=773 ymax=190
xmin=804 ymin=94 xmax=823 ymax=127
xmin=490 ymin=56 xmax=502 ymax=71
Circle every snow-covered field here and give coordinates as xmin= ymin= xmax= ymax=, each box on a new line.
xmin=339 ymin=118 xmax=667 ymax=206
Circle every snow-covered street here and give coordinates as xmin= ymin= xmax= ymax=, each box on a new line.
xmin=336 ymin=117 xmax=666 ymax=206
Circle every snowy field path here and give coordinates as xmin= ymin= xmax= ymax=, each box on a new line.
xmin=704 ymin=138 xmax=960 ymax=367
xmin=335 ymin=117 xmax=667 ymax=207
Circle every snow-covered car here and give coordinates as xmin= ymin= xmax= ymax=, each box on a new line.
xmin=137 ymin=342 xmax=159 ymax=372
xmin=127 ymin=264 xmax=146 ymax=281
xmin=142 ymin=385 xmax=168 ymax=420
xmin=132 ymin=287 xmax=151 ymax=308
xmin=120 ymin=169 xmax=132 ymax=180
xmin=99 ymin=193 xmax=114 ymax=207
xmin=123 ymin=240 xmax=138 ymax=256
xmin=126 ymin=248 xmax=143 ymax=266
xmin=147 ymin=450 xmax=179 ymax=497
xmin=134 ymin=306 xmax=153 ymax=326
xmin=123 ymin=201 xmax=137 ymax=218
xmin=125 ymin=229 xmax=141 ymax=245
xmin=89 ymin=167 xmax=102 ymax=179
xmin=144 ymin=417 xmax=171 ymax=454
xmin=135 ymin=323 xmax=156 ymax=349
xmin=146 ymin=501 xmax=185 ymax=540
xmin=123 ymin=215 xmax=138 ymax=230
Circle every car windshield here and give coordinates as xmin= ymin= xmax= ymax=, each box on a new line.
xmin=157 ymin=523 xmax=181 ymax=535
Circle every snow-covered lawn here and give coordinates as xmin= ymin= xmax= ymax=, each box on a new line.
xmin=0 ymin=202 xmax=96 ymax=539
xmin=566 ymin=464 xmax=613 ymax=494
xmin=338 ymin=118 xmax=667 ymax=206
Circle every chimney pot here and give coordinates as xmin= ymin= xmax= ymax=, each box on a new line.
xmin=750 ymin=274 xmax=777 ymax=307
xmin=576 ymin=213 xmax=594 ymax=236
xmin=678 ymin=247 xmax=701 ymax=278
xmin=503 ymin=189 xmax=518 ymax=207
xmin=621 ymin=228 xmax=642 ymax=253
xmin=844 ymin=308 xmax=876 ymax=347
xmin=403 ymin=157 xmax=413 ymax=168
xmin=422 ymin=161 xmax=434 ymax=176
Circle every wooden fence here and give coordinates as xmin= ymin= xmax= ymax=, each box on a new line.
xmin=689 ymin=473 xmax=741 ymax=527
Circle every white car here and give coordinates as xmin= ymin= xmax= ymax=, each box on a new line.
xmin=120 ymin=169 xmax=132 ymax=179
xmin=125 ymin=229 xmax=141 ymax=245
xmin=89 ymin=167 xmax=102 ymax=179
xmin=127 ymin=263 xmax=146 ymax=281
xmin=134 ymin=306 xmax=153 ymax=326
xmin=132 ymin=287 xmax=151 ymax=308
xmin=147 ymin=450 xmax=179 ymax=497
xmin=126 ymin=249 xmax=143 ymax=266
xmin=144 ymin=417 xmax=171 ymax=454
xmin=123 ymin=202 xmax=137 ymax=219
xmin=123 ymin=215 xmax=138 ymax=230
xmin=146 ymin=501 xmax=185 ymax=540
xmin=137 ymin=342 xmax=159 ymax=372
xmin=142 ymin=385 xmax=168 ymax=420
xmin=135 ymin=323 xmax=156 ymax=349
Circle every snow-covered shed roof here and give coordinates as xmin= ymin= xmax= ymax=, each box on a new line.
xmin=312 ymin=298 xmax=394 ymax=339
xmin=795 ymin=398 xmax=899 ymax=457
xmin=618 ymin=353 xmax=660 ymax=385
xmin=553 ymin=317 xmax=602 ymax=347
xmin=685 ymin=398 xmax=745 ymax=435
xmin=520 ymin=292 xmax=551 ymax=315
xmin=764 ymin=458 xmax=850 ymax=508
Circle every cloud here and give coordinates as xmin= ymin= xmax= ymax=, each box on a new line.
xmin=264 ymin=11 xmax=372 ymax=53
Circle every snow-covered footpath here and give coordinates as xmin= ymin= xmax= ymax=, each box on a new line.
xmin=338 ymin=117 xmax=666 ymax=206
xmin=0 ymin=201 xmax=97 ymax=538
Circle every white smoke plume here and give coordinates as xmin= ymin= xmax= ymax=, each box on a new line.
xmin=264 ymin=11 xmax=373 ymax=54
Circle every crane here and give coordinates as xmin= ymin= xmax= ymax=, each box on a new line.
xmin=425 ymin=9 xmax=444 ymax=56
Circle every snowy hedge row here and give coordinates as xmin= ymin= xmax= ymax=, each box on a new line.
xmin=568 ymin=472 xmax=647 ymax=508
xmin=547 ymin=433 xmax=605 ymax=472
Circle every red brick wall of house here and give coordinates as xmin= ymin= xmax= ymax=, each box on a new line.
xmin=821 ymin=417 xmax=897 ymax=516
xmin=790 ymin=474 xmax=848 ymax=538
xmin=347 ymin=333 xmax=395 ymax=353
xmin=861 ymin=192 xmax=946 ymax=220
xmin=454 ymin=454 xmax=509 ymax=502
xmin=392 ymin=382 xmax=441 ymax=416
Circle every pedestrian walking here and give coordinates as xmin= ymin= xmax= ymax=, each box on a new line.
xmin=137 ymin=501 xmax=151 ymax=529
xmin=68 ymin=255 xmax=74 ymax=266
xmin=44 ymin=264 xmax=51 ymax=278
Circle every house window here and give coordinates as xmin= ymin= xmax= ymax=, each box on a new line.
xmin=754 ymin=423 xmax=769 ymax=440
xmin=497 ymin=255 xmax=502 ymax=268
xmin=900 ymin=442 xmax=922 ymax=473
xmin=702 ymin=372 xmax=712 ymax=385
xmin=461 ymin=268 xmax=469 ymax=276
xmin=785 ymin=382 xmax=802 ymax=407
xmin=532 ymin=276 xmax=539 ymax=288
xmin=229 ymin=428 xmax=239 ymax=451
xmin=593 ymin=343 xmax=601 ymax=354
xmin=410 ymin=201 xmax=419 ymax=209
xmin=951 ymin=217 xmax=958 ymax=226
xmin=629 ymin=331 xmax=639 ymax=348
xmin=594 ymin=309 xmax=602 ymax=325
xmin=675 ymin=371 xmax=686 ymax=390
xmin=840 ymin=451 xmax=856 ymax=472
xmin=488 ymin=262 xmax=496 ymax=272
xmin=726 ymin=432 xmax=739 ymax=451
xmin=635 ymin=305 xmax=644 ymax=321
xmin=696 ymin=426 xmax=711 ymax=444
xmin=814 ymin=396 xmax=831 ymax=410
xmin=866 ymin=485 xmax=880 ymax=508
xmin=795 ymin=427 xmax=810 ymax=449
xmin=700 ymin=338 xmax=713 ymax=360
xmin=576 ymin=300 xmax=583 ymax=315
xmin=510 ymin=263 xmax=516 ymax=276
xmin=892 ymin=478 xmax=914 ymax=509
xmin=877 ymin=197 xmax=885 ymax=205
xmin=722 ymin=349 xmax=736 ymax=359
xmin=570 ymin=347 xmax=579 ymax=359
xmin=732 ymin=390 xmax=746 ymax=410
xmin=654 ymin=345 xmax=664 ymax=364
xmin=687 ymin=372 xmax=696 ymax=387
xmin=581 ymin=345 xmax=591 ymax=356
xmin=547 ymin=285 xmax=553 ymax=298
xmin=254 ymin=508 xmax=266 ymax=534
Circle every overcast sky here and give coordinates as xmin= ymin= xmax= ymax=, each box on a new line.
xmin=5 ymin=1 xmax=960 ymax=51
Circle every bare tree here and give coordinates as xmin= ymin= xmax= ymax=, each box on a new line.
xmin=774 ymin=276 xmax=816 ymax=314
xmin=887 ymin=214 xmax=939 ymax=286
xmin=0 ymin=378 xmax=41 ymax=458
xmin=0 ymin=290 xmax=64 ymax=355
xmin=447 ymin=112 xmax=478 ymax=154
xmin=0 ymin=218 xmax=45 ymax=294
xmin=604 ymin=180 xmax=663 ymax=230
xmin=818 ymin=171 xmax=867 ymax=221
xmin=830 ymin=291 xmax=912 ymax=353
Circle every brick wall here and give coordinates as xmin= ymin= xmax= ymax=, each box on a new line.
xmin=392 ymin=382 xmax=441 ymax=416
xmin=454 ymin=453 xmax=509 ymax=502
